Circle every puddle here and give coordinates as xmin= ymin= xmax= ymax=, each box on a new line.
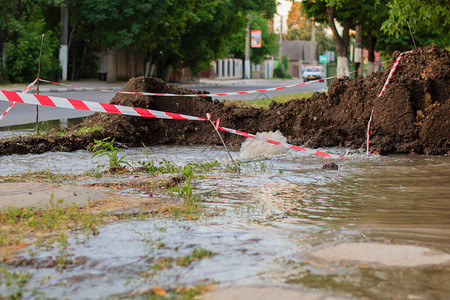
xmin=1 ymin=144 xmax=450 ymax=299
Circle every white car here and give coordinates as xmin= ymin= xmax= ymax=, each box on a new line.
xmin=302 ymin=66 xmax=324 ymax=82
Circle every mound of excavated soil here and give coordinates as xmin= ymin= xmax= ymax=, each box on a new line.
xmin=0 ymin=44 xmax=448 ymax=156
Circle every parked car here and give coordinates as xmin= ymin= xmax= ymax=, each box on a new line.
xmin=302 ymin=66 xmax=324 ymax=82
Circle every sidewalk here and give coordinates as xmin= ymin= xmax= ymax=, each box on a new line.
xmin=0 ymin=79 xmax=126 ymax=93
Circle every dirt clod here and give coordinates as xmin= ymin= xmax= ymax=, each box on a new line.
xmin=322 ymin=162 xmax=338 ymax=170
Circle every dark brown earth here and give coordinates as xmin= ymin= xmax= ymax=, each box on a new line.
xmin=0 ymin=43 xmax=448 ymax=156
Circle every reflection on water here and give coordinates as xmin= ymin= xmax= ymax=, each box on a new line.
xmin=1 ymin=145 xmax=449 ymax=299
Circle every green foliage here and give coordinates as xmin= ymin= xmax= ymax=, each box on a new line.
xmin=91 ymin=137 xmax=130 ymax=172
xmin=175 ymin=248 xmax=215 ymax=267
xmin=75 ymin=123 xmax=104 ymax=135
xmin=0 ymin=64 xmax=8 ymax=84
xmin=227 ymin=11 xmax=279 ymax=66
xmin=381 ymin=0 xmax=450 ymax=48
xmin=5 ymin=17 xmax=60 ymax=83
xmin=274 ymin=56 xmax=291 ymax=79
xmin=226 ymin=92 xmax=314 ymax=108
xmin=285 ymin=2 xmax=335 ymax=55
xmin=1 ymin=196 xmax=102 ymax=235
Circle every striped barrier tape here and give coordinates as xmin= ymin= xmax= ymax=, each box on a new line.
xmin=216 ymin=123 xmax=349 ymax=160
xmin=366 ymin=50 xmax=412 ymax=155
xmin=0 ymin=89 xmax=346 ymax=159
xmin=0 ymin=78 xmax=39 ymax=121
xmin=379 ymin=51 xmax=412 ymax=97
xmin=39 ymin=78 xmax=326 ymax=97
xmin=37 ymin=59 xmax=390 ymax=98
xmin=0 ymin=89 xmax=207 ymax=121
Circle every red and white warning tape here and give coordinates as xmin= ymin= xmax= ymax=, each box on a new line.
xmin=0 ymin=89 xmax=207 ymax=121
xmin=209 ymin=116 xmax=348 ymax=159
xmin=0 ymin=78 xmax=38 ymax=121
xmin=378 ymin=51 xmax=412 ymax=97
xmin=366 ymin=50 xmax=412 ymax=155
xmin=218 ymin=126 xmax=348 ymax=159
xmin=0 ymin=89 xmax=346 ymax=159
xmin=39 ymin=78 xmax=327 ymax=97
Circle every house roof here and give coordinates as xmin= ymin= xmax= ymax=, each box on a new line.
xmin=281 ymin=40 xmax=317 ymax=61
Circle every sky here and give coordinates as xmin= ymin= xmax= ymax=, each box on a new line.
xmin=274 ymin=0 xmax=341 ymax=37
xmin=273 ymin=0 xmax=293 ymax=34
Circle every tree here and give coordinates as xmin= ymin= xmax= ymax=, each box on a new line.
xmin=355 ymin=0 xmax=387 ymax=75
xmin=65 ymin=0 xmax=277 ymax=80
xmin=285 ymin=2 xmax=310 ymax=40
xmin=302 ymin=0 xmax=359 ymax=77
xmin=0 ymin=1 xmax=61 ymax=83
xmin=381 ymin=0 xmax=450 ymax=48
xmin=285 ymin=1 xmax=335 ymax=59
xmin=66 ymin=0 xmax=157 ymax=79
xmin=146 ymin=0 xmax=277 ymax=79
xmin=1 ymin=0 xmax=278 ymax=82
xmin=227 ymin=11 xmax=279 ymax=66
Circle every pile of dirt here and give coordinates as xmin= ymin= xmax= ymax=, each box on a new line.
xmin=0 ymin=43 xmax=448 ymax=156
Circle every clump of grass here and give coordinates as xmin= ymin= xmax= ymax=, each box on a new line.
xmin=0 ymin=263 xmax=31 ymax=299
xmin=132 ymin=284 xmax=214 ymax=299
xmin=75 ymin=122 xmax=104 ymax=135
xmin=142 ymin=247 xmax=215 ymax=278
xmin=169 ymin=165 xmax=206 ymax=220
xmin=225 ymin=92 xmax=314 ymax=108
xmin=175 ymin=248 xmax=215 ymax=267
xmin=0 ymin=194 xmax=103 ymax=261
xmin=0 ymin=170 xmax=77 ymax=183
xmin=91 ymin=137 xmax=131 ymax=173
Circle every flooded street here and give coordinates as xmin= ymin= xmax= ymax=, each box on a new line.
xmin=1 ymin=143 xmax=450 ymax=299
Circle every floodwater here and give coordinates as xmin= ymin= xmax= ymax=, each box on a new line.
xmin=1 ymin=139 xmax=450 ymax=299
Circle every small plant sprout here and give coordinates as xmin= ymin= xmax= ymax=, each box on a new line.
xmin=91 ymin=137 xmax=131 ymax=173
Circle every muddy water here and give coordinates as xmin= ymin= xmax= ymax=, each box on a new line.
xmin=1 ymin=145 xmax=450 ymax=299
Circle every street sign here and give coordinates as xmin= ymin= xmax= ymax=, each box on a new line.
xmin=251 ymin=30 xmax=262 ymax=48
xmin=319 ymin=55 xmax=327 ymax=63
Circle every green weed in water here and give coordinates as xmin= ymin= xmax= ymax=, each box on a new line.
xmin=0 ymin=263 xmax=31 ymax=299
xmin=91 ymin=137 xmax=130 ymax=172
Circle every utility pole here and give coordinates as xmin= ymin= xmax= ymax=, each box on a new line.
xmin=59 ymin=0 xmax=68 ymax=81
xmin=310 ymin=17 xmax=316 ymax=65
xmin=244 ymin=17 xmax=251 ymax=79
xmin=279 ymin=16 xmax=283 ymax=71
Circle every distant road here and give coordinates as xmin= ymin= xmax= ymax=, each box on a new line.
xmin=0 ymin=80 xmax=326 ymax=127
xmin=184 ymin=81 xmax=326 ymax=101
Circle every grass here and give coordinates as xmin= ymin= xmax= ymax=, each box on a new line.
xmin=74 ymin=122 xmax=104 ymax=135
xmin=0 ymin=263 xmax=31 ymax=299
xmin=0 ymin=194 xmax=103 ymax=261
xmin=224 ymin=92 xmax=314 ymax=108
xmin=91 ymin=137 xmax=131 ymax=172
xmin=131 ymin=284 xmax=214 ymax=299
xmin=142 ymin=247 xmax=215 ymax=277
xmin=0 ymin=169 xmax=78 ymax=182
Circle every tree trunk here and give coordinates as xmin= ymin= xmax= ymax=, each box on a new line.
xmin=355 ymin=23 xmax=363 ymax=77
xmin=75 ymin=41 xmax=88 ymax=80
xmin=327 ymin=6 xmax=352 ymax=77
xmin=367 ymin=34 xmax=377 ymax=75
xmin=70 ymin=41 xmax=77 ymax=81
